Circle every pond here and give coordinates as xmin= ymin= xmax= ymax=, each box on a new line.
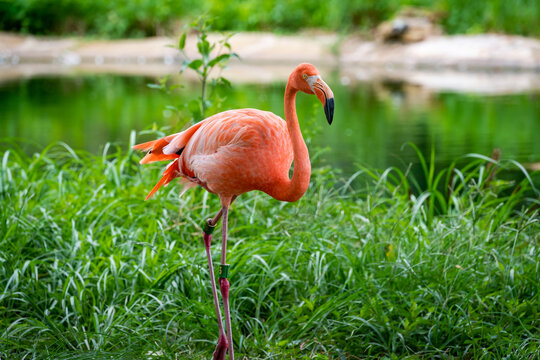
xmin=1 ymin=73 xmax=540 ymax=188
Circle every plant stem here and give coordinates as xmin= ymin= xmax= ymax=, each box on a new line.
xmin=201 ymin=74 xmax=207 ymax=118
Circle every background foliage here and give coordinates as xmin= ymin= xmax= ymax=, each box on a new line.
xmin=1 ymin=0 xmax=539 ymax=38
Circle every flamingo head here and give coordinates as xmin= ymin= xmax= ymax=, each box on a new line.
xmin=290 ymin=63 xmax=335 ymax=125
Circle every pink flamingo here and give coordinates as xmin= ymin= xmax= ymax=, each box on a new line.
xmin=133 ymin=63 xmax=334 ymax=359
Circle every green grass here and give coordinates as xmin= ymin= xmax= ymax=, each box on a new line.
xmin=1 ymin=137 xmax=539 ymax=359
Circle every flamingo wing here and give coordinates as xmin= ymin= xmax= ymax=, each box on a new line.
xmin=134 ymin=109 xmax=293 ymax=199
xmin=182 ymin=109 xmax=293 ymax=197
xmin=133 ymin=120 xmax=206 ymax=164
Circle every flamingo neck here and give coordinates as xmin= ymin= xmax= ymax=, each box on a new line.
xmin=274 ymin=84 xmax=311 ymax=202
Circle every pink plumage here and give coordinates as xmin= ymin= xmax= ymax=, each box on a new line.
xmin=133 ymin=63 xmax=334 ymax=360
xmin=136 ymin=109 xmax=294 ymax=200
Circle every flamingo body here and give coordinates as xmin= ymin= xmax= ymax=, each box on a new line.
xmin=181 ymin=109 xmax=294 ymax=199
xmin=134 ymin=63 xmax=334 ymax=360
xmin=135 ymin=109 xmax=296 ymax=201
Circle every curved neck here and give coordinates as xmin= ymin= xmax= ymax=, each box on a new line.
xmin=274 ymin=84 xmax=311 ymax=202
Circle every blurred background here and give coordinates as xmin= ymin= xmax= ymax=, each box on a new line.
xmin=1 ymin=0 xmax=539 ymax=185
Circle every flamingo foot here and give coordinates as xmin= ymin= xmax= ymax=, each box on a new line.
xmin=212 ymin=333 xmax=228 ymax=360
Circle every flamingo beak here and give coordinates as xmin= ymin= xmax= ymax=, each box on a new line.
xmin=306 ymin=75 xmax=334 ymax=125
xmin=324 ymin=97 xmax=334 ymax=125
xmin=307 ymin=75 xmax=334 ymax=125
xmin=314 ymin=78 xmax=334 ymax=125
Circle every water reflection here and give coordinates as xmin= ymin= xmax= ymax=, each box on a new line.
xmin=1 ymin=74 xmax=539 ymax=187
xmin=3 ymin=62 xmax=540 ymax=95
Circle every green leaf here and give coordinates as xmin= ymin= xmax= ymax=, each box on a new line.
xmin=219 ymin=77 xmax=231 ymax=87
xmin=178 ymin=33 xmax=186 ymax=50
xmin=197 ymin=39 xmax=204 ymax=55
xmin=200 ymin=38 xmax=210 ymax=56
xmin=187 ymin=99 xmax=202 ymax=120
xmin=187 ymin=59 xmax=203 ymax=71
xmin=208 ymin=54 xmax=230 ymax=67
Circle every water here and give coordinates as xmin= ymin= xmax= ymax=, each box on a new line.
xmin=1 ymin=74 xmax=539 ymax=186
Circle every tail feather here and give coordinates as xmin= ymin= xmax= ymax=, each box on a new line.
xmin=145 ymin=159 xmax=180 ymax=200
xmin=133 ymin=121 xmax=204 ymax=164
xmin=134 ymin=121 xmax=206 ymax=200
xmin=139 ymin=151 xmax=178 ymax=165
xmin=132 ymin=139 xmax=158 ymax=151
xmin=133 ymin=134 xmax=179 ymax=164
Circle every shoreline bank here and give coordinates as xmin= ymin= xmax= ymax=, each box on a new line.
xmin=2 ymin=32 xmax=540 ymax=94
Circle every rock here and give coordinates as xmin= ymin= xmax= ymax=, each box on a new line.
xmin=375 ymin=7 xmax=443 ymax=43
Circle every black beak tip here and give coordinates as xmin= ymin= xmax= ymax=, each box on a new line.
xmin=324 ymin=97 xmax=334 ymax=125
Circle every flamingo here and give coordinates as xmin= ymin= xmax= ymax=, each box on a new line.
xmin=133 ymin=63 xmax=334 ymax=360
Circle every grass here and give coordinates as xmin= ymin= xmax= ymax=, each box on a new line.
xmin=0 ymin=136 xmax=539 ymax=359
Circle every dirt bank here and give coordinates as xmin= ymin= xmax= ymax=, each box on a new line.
xmin=1 ymin=32 xmax=540 ymax=94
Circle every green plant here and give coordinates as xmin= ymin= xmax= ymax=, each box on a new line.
xmin=1 ymin=141 xmax=539 ymax=359
xmin=148 ymin=17 xmax=237 ymax=123
xmin=360 ymin=143 xmax=540 ymax=229
xmin=179 ymin=17 xmax=237 ymax=121
xmin=2 ymin=0 xmax=540 ymax=39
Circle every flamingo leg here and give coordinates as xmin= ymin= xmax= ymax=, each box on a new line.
xmin=208 ymin=196 xmax=236 ymax=226
xmin=218 ymin=204 xmax=234 ymax=360
xmin=203 ymin=228 xmax=228 ymax=360
xmin=204 ymin=195 xmax=236 ymax=359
